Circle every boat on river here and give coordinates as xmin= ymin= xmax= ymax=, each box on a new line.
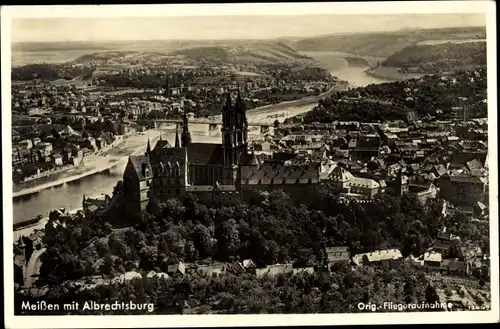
xmin=13 ymin=215 xmax=43 ymax=231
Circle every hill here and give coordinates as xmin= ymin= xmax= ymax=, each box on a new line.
xmin=381 ymin=41 xmax=486 ymax=72
xmin=68 ymin=41 xmax=315 ymax=67
xmin=292 ymin=26 xmax=486 ymax=58
xmin=169 ymin=42 xmax=313 ymax=64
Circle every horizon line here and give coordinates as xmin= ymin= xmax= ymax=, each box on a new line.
xmin=11 ymin=24 xmax=487 ymax=44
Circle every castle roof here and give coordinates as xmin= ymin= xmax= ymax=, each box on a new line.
xmin=242 ymin=163 xmax=320 ymax=185
xmin=127 ymin=155 xmax=152 ymax=181
xmin=187 ymin=143 xmax=224 ymax=165
xmin=153 ymin=140 xmax=172 ymax=151
xmin=240 ymin=152 xmax=263 ymax=166
xmin=150 ymin=147 xmax=186 ymax=173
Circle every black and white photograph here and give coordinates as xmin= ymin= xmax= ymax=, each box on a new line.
xmin=2 ymin=2 xmax=498 ymax=327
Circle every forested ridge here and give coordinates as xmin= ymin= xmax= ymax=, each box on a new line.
xmin=382 ymin=42 xmax=486 ymax=71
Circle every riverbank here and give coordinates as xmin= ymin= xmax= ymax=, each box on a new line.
xmin=246 ymin=84 xmax=348 ymax=116
xmin=364 ymin=66 xmax=426 ymax=81
xmin=13 ymin=207 xmax=83 ymax=241
xmin=12 ymin=131 xmax=162 ymax=199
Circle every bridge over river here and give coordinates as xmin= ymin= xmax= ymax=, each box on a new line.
xmin=152 ymin=117 xmax=274 ymax=134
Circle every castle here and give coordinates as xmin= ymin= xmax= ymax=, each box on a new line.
xmin=122 ymin=89 xmax=322 ymax=214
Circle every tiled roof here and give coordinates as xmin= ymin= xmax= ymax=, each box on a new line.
xmin=242 ymin=163 xmax=320 ymax=184
xmin=240 ymin=152 xmax=263 ymax=166
xmin=154 ymin=139 xmax=172 ymax=150
xmin=187 ymin=143 xmax=224 ymax=165
xmin=150 ymin=147 xmax=186 ymax=173
xmin=127 ymin=155 xmax=152 ymax=181
xmin=352 ymin=249 xmax=402 ymax=265
xmin=423 ymin=251 xmax=442 ymax=262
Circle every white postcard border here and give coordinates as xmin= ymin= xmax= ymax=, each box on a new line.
xmin=2 ymin=2 xmax=498 ymax=328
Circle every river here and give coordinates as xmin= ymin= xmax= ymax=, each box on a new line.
xmin=12 ymin=61 xmax=389 ymax=227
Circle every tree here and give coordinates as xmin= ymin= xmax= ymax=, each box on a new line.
xmin=425 ymin=284 xmax=439 ymax=304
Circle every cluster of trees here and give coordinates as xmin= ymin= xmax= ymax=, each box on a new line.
xmin=445 ymin=210 xmax=490 ymax=255
xmin=304 ymin=98 xmax=408 ymax=123
xmin=16 ymin=259 xmax=441 ymax=315
xmin=301 ymin=67 xmax=487 ymax=123
xmin=269 ymin=66 xmax=333 ymax=83
xmin=382 ymin=42 xmax=486 ymax=72
xmin=36 ymin=188 xmax=444 ymax=289
xmin=12 ymin=63 xmax=95 ymax=81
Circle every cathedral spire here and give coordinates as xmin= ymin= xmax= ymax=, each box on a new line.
xmin=181 ymin=103 xmax=191 ymax=147
xmin=235 ymin=85 xmax=245 ymax=112
xmin=224 ymin=91 xmax=232 ymax=111
xmin=175 ymin=124 xmax=180 ymax=148
xmin=146 ymin=138 xmax=151 ymax=156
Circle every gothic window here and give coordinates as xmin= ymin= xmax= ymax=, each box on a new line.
xmin=176 ymin=188 xmax=181 ymax=195
xmin=167 ymin=189 xmax=171 ymax=195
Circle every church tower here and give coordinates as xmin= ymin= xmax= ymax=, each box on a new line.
xmin=221 ymin=89 xmax=249 ymax=186
xmin=181 ymin=103 xmax=192 ymax=148
xmin=222 ymin=89 xmax=248 ymax=168
xmin=235 ymin=86 xmax=249 ymax=153
xmin=175 ymin=124 xmax=181 ymax=148
xmin=222 ymin=92 xmax=236 ymax=167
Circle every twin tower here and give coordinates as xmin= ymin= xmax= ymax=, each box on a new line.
xmin=174 ymin=88 xmax=249 ymax=169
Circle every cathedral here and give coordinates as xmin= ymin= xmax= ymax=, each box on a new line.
xmin=123 ymin=89 xmax=322 ymax=214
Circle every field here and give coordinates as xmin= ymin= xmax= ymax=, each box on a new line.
xmin=428 ymin=274 xmax=491 ymax=311
xmin=292 ymin=26 xmax=486 ymax=58
xmin=417 ymin=39 xmax=486 ymax=46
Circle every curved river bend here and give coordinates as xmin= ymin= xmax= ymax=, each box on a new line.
xmin=13 ymin=63 xmax=389 ymax=224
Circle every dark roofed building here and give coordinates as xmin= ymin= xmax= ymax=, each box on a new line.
xmin=123 ymin=92 xmax=326 ymax=212
xmin=123 ymin=155 xmax=153 ymax=213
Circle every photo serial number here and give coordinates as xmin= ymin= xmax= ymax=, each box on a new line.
xmin=21 ymin=301 xmax=155 ymax=313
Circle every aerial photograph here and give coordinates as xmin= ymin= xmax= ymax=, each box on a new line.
xmin=7 ymin=6 xmax=493 ymax=318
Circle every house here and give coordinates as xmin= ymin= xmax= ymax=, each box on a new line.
xmin=146 ymin=270 xmax=170 ymax=280
xmin=112 ymin=271 xmax=142 ymax=284
xmin=439 ymin=172 xmax=486 ymax=207
xmin=19 ymin=139 xmax=33 ymax=150
xmin=197 ymin=263 xmax=227 ymax=277
xmin=292 ymin=267 xmax=315 ymax=275
xmin=473 ymin=201 xmax=488 ymax=218
xmin=167 ymin=261 xmax=186 ymax=277
xmin=327 ymin=166 xmax=382 ymax=198
xmin=325 ymin=246 xmax=350 ymax=269
xmin=440 ymin=259 xmax=469 ymax=276
xmin=240 ymin=259 xmax=257 ymax=274
xmin=352 ymin=135 xmax=380 ymax=161
xmin=255 ymin=263 xmax=293 ymax=278
xmin=423 ymin=251 xmax=442 ymax=269
xmin=352 ymin=249 xmax=403 ymax=266
xmin=459 ymin=242 xmax=484 ymax=267
xmin=52 ymin=154 xmax=63 ymax=166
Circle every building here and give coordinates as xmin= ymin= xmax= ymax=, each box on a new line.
xmin=123 ymin=90 xmax=323 ymax=213
xmin=326 ymin=166 xmax=382 ymax=198
xmin=352 ymin=249 xmax=403 ymax=266
xmin=325 ymin=246 xmax=350 ymax=270
xmin=352 ymin=134 xmax=380 ymax=161
xmin=423 ymin=251 xmax=442 ymax=270
xmin=439 ymin=172 xmax=487 ymax=207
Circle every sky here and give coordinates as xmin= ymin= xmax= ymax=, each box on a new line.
xmin=12 ymin=13 xmax=486 ymax=43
